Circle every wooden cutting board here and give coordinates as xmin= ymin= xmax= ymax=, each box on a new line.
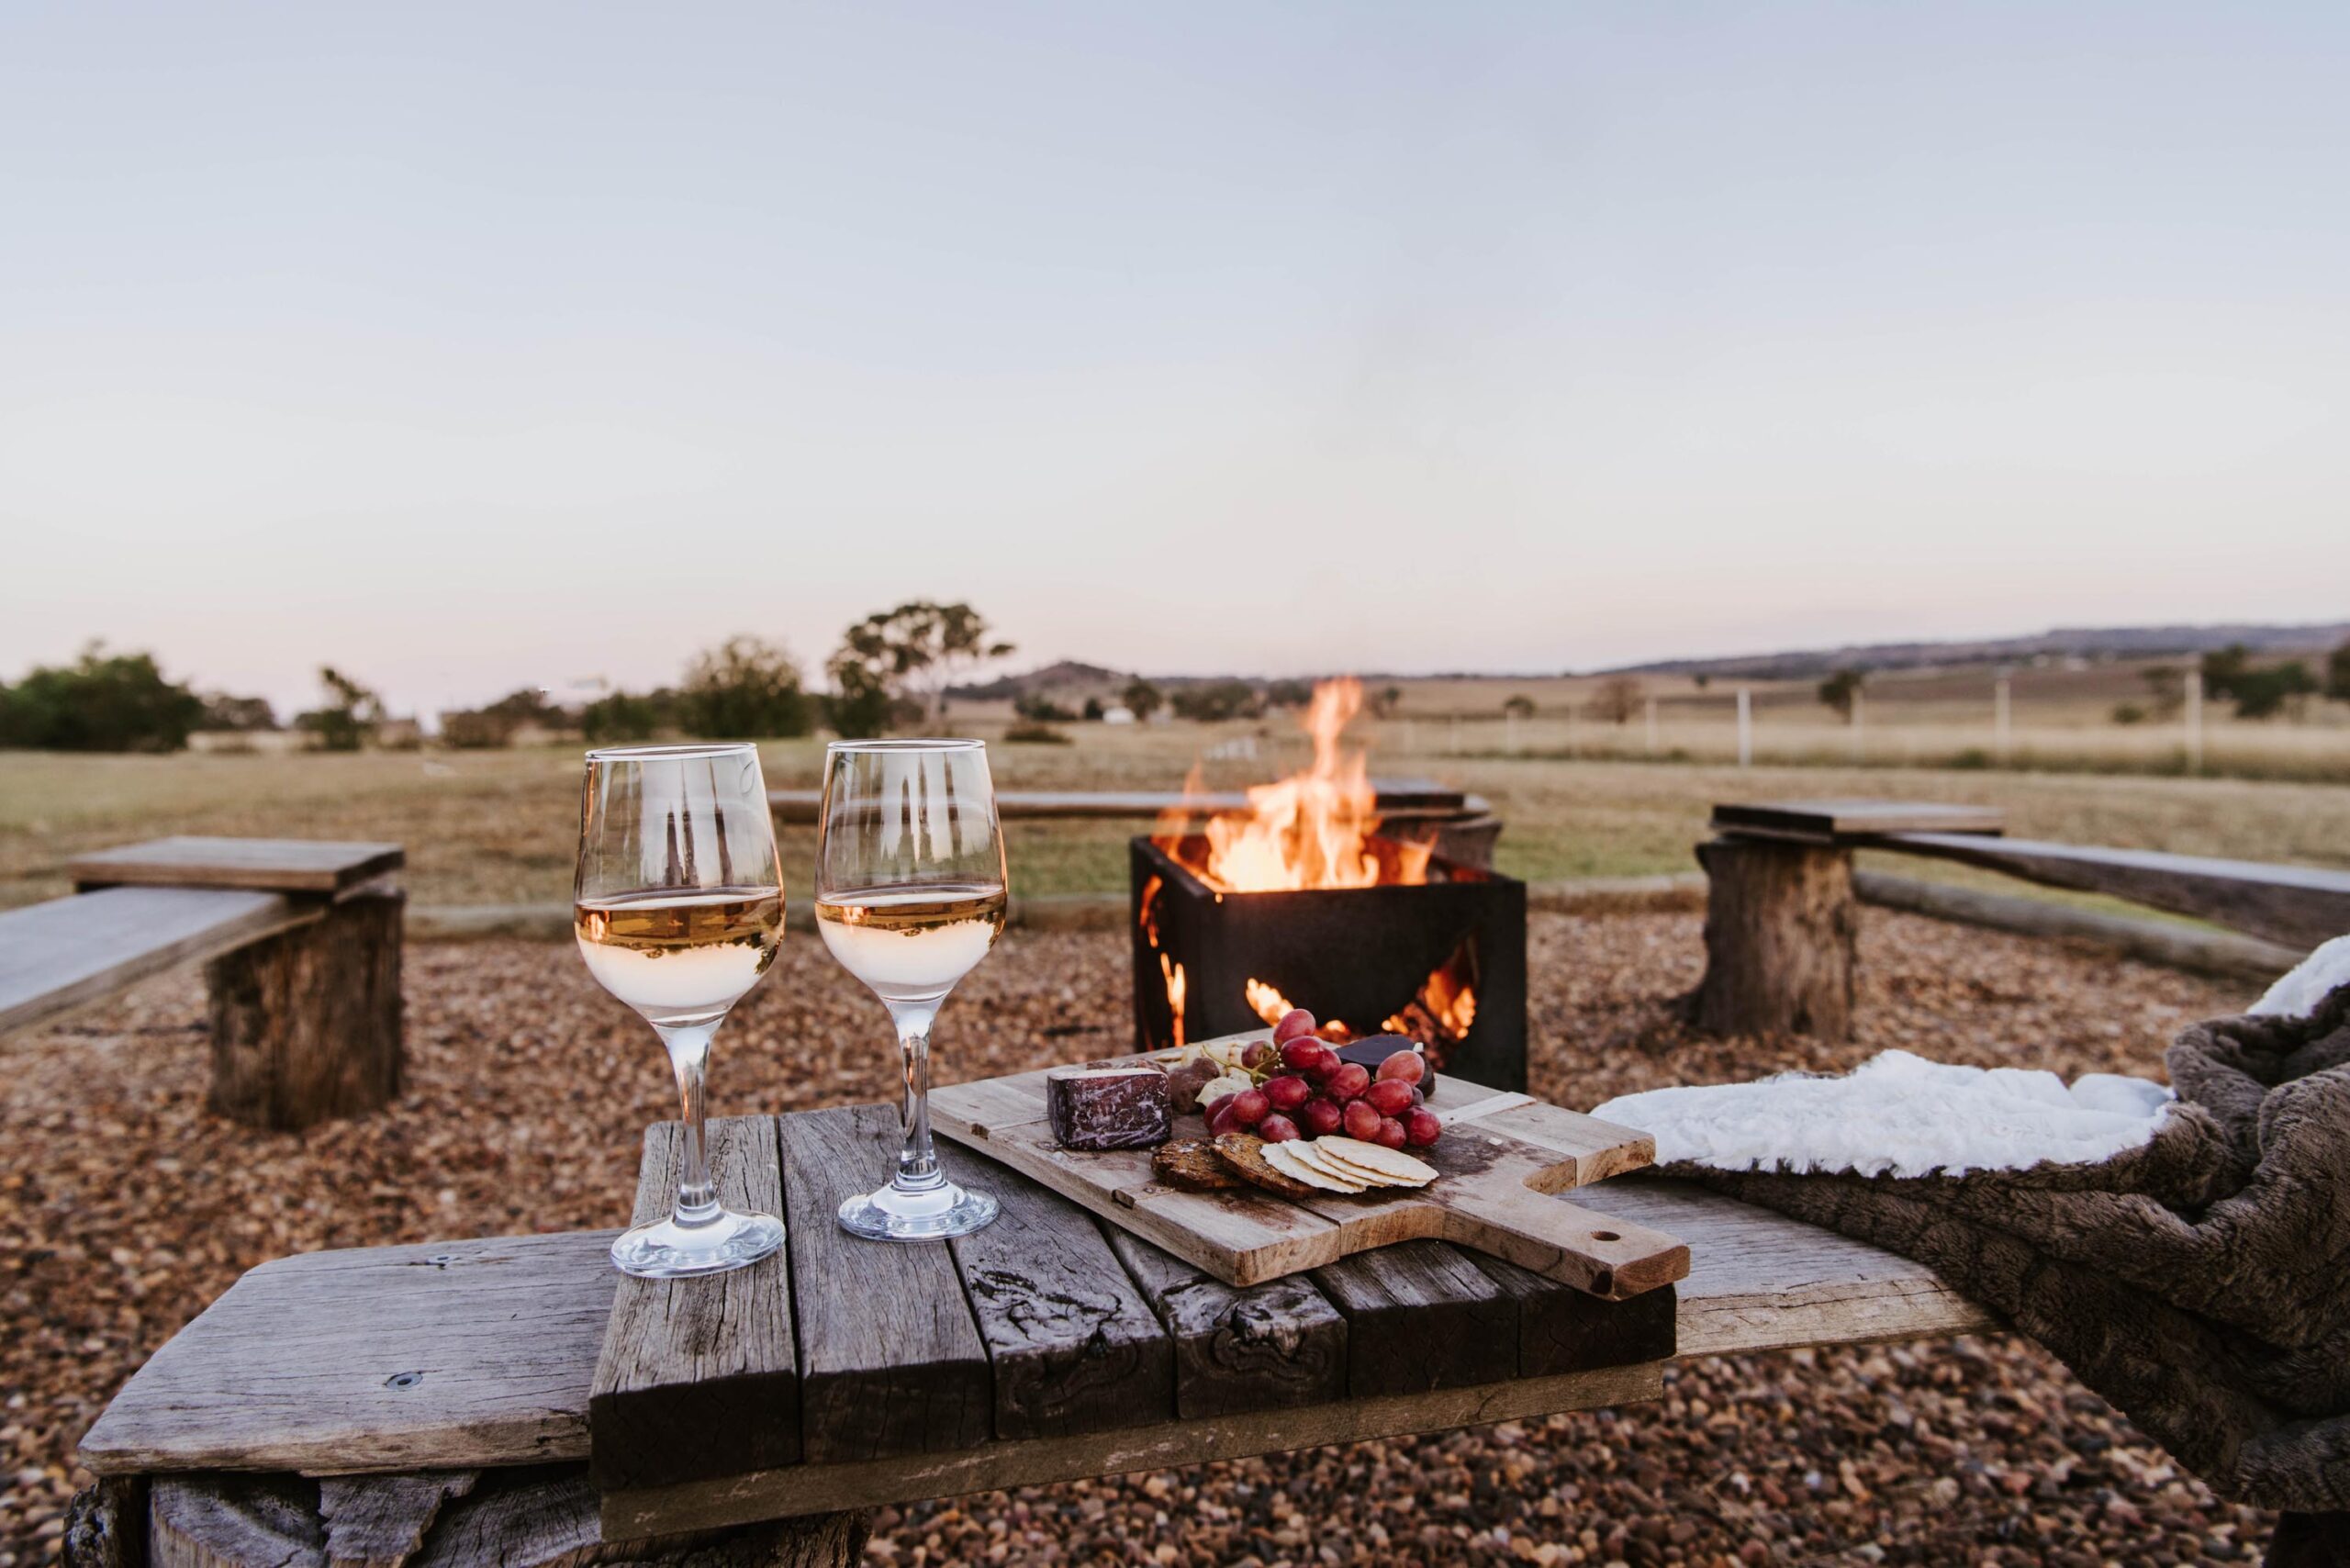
xmin=930 ymin=1044 xmax=1689 ymax=1300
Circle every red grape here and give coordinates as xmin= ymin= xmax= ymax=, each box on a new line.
xmin=1341 ymin=1100 xmax=1382 ymax=1140
xmin=1372 ymin=1116 xmax=1408 ymax=1150
xmin=1263 ymin=1074 xmax=1311 ymax=1112
xmin=1327 ymin=1062 xmax=1371 ymax=1101
xmin=1241 ymin=1040 xmax=1275 ymax=1070
xmin=1203 ymin=1093 xmax=1234 ymax=1123
xmin=1207 ymin=1101 xmax=1245 ymax=1137
xmin=1280 ymin=1037 xmax=1324 ymax=1072
xmin=1407 ymin=1085 xmax=1426 ymax=1107
xmin=1299 ymin=1098 xmax=1344 ymax=1137
xmin=1403 ymin=1107 xmax=1442 ymax=1147
xmin=1375 ymin=1050 xmax=1426 ymax=1085
xmin=1273 ymin=1008 xmax=1318 ymax=1043
xmin=1302 ymin=1044 xmax=1341 ymax=1079
xmin=1257 ymin=1114 xmax=1301 ymax=1143
xmin=1229 ymin=1088 xmax=1270 ymax=1126
xmin=1363 ymin=1079 xmax=1414 ymax=1116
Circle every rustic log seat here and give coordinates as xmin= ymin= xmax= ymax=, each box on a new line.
xmin=1692 ymin=799 xmax=2350 ymax=1041
xmin=73 ymin=1101 xmax=1991 ymax=1567
xmin=1 ymin=836 xmax=405 ymax=1129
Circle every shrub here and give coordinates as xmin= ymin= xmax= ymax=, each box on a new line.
xmin=2111 ymin=702 xmax=2147 ymax=725
xmin=580 ymin=689 xmax=672 ymax=745
xmin=677 ymin=637 xmax=811 ymax=739
xmin=441 ymin=688 xmax=565 ymax=749
xmin=1003 ymin=722 xmax=1072 ymax=745
xmin=1014 ymin=692 xmax=1076 ymax=722
xmin=1170 ymin=680 xmax=1261 ymax=722
xmin=198 ymin=692 xmax=278 ymax=733
xmin=2330 ymin=639 xmax=2350 ymax=702
xmin=0 ymin=644 xmax=205 ymax=752
xmin=1121 ymin=679 xmax=1163 ymax=721
xmin=294 ymin=667 xmax=386 ymax=752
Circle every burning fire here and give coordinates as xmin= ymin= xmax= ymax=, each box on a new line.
xmin=1244 ymin=935 xmax=1478 ymax=1063
xmin=1156 ymin=677 xmax=1432 ymax=893
xmin=1245 ymin=978 xmax=1346 ymax=1041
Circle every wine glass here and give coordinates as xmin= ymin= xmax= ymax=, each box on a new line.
xmin=574 ymin=742 xmax=788 ymax=1277
xmin=816 ymin=738 xmax=1007 ymax=1241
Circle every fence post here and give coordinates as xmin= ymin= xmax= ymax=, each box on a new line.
xmin=1736 ymin=687 xmax=1752 ymax=767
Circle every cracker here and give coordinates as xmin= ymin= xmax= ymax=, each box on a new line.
xmin=1265 ymin=1140 xmax=1369 ymax=1193
xmin=1211 ymin=1132 xmax=1319 ymax=1199
xmin=1311 ymin=1136 xmax=1438 ymax=1187
xmin=1153 ymin=1137 xmax=1241 ymax=1192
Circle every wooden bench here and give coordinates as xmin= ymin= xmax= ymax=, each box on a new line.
xmin=770 ymin=779 xmax=1507 ymax=868
xmin=73 ymin=1099 xmax=1990 ymax=1566
xmin=1692 ymin=800 xmax=2350 ymax=1039
xmin=2 ymin=837 xmax=406 ymax=1129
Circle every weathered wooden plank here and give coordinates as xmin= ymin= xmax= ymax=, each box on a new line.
xmin=768 ymin=782 xmax=1474 ymax=824
xmin=69 ymin=836 xmax=405 ymax=895
xmin=205 ymin=883 xmax=404 ymax=1130
xmin=1874 ymin=831 xmax=2350 ymax=952
xmin=1711 ymin=800 xmax=2006 ymax=844
xmin=318 ymin=1471 xmax=477 ymax=1567
xmin=931 ymin=1141 xmax=1173 ymax=1440
xmin=1102 ymin=1226 xmax=1347 ymax=1419
xmin=590 ymin=1117 xmax=798 ymax=1493
xmin=602 ymin=1359 xmax=1665 ymax=1537
xmin=79 ymin=1231 xmax=620 ymax=1477
xmin=1573 ymin=1179 xmax=1997 ymax=1354
xmin=0 ymin=885 xmax=319 ymax=1036
xmin=1311 ymin=1240 xmax=1516 ymax=1396
xmin=777 ymin=1105 xmax=993 ymax=1463
xmin=1463 ymin=1253 xmax=1679 ymax=1378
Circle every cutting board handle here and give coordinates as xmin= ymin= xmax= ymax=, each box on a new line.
xmin=1438 ymin=1186 xmax=1690 ymax=1300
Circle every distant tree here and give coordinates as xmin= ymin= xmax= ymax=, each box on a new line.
xmin=1816 ymin=667 xmax=1865 ymax=722
xmin=2111 ymin=702 xmax=2148 ymax=725
xmin=2227 ymin=662 xmax=2318 ymax=721
xmin=198 ymin=692 xmax=278 ymax=733
xmin=1014 ymin=692 xmax=1077 ymax=722
xmin=580 ymin=689 xmax=672 ymax=745
xmin=2199 ymin=644 xmax=2253 ymax=702
xmin=677 ymin=637 xmax=811 ymax=739
xmin=1590 ymin=677 xmax=1644 ymax=725
xmin=2141 ymin=664 xmax=2186 ymax=718
xmin=2328 ymin=639 xmax=2350 ymax=702
xmin=1170 ymin=680 xmax=1262 ymax=722
xmin=1262 ymin=679 xmax=1314 ymax=710
xmin=441 ymin=687 xmax=564 ymax=749
xmin=1121 ymin=678 xmax=1163 ymax=722
xmin=1368 ymin=684 xmax=1404 ymax=718
xmin=1080 ymin=696 xmax=1105 ymax=721
xmin=0 ymin=644 xmax=205 ymax=752
xmin=1501 ymin=694 xmax=1537 ymax=720
xmin=295 ymin=666 xmax=386 ymax=752
xmin=828 ymin=601 xmax=1013 ymax=728
xmin=1691 ymin=673 xmax=1711 ymax=690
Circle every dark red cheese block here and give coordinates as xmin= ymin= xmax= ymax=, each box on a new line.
xmin=1046 ymin=1065 xmax=1172 ymax=1150
xmin=1336 ymin=1036 xmax=1437 ymax=1096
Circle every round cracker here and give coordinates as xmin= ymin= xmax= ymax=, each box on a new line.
xmin=1264 ymin=1141 xmax=1369 ymax=1193
xmin=1313 ymin=1136 xmax=1438 ymax=1186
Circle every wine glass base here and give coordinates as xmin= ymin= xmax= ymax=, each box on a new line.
xmin=837 ymin=1181 xmax=999 ymax=1241
xmin=610 ymin=1209 xmax=785 ymax=1278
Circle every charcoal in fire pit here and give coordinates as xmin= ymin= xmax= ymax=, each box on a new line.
xmin=1047 ymin=1065 xmax=1171 ymax=1150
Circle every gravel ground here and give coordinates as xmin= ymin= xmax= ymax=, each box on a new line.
xmin=0 ymin=912 xmax=2272 ymax=1566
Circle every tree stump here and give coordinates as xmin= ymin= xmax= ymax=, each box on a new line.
xmin=122 ymin=1468 xmax=868 ymax=1568
xmin=205 ymin=883 xmax=404 ymax=1130
xmin=1689 ymin=838 xmax=1856 ymax=1041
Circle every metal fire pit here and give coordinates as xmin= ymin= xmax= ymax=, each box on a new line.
xmin=1131 ymin=835 xmax=1528 ymax=1092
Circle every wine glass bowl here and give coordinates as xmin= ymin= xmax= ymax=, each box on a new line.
xmin=576 ymin=742 xmax=789 ymax=1278
xmin=817 ymin=739 xmax=1007 ymax=1241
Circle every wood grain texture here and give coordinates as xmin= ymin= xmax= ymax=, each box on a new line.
xmin=1874 ymin=831 xmax=2350 ymax=952
xmin=151 ymin=1469 xmax=865 ymax=1568
xmin=590 ymin=1117 xmax=798 ymax=1493
xmin=602 ymin=1359 xmax=1665 ymax=1537
xmin=768 ymin=783 xmax=1477 ymax=824
xmin=69 ymin=836 xmax=405 ymax=894
xmin=1310 ymin=1240 xmax=1516 ymax=1395
xmin=777 ymin=1106 xmax=993 ymax=1463
xmin=1710 ymin=800 xmax=2006 ymax=844
xmin=205 ymin=884 xmax=404 ymax=1130
xmin=0 ymin=885 xmax=319 ymax=1036
xmin=932 ymin=1141 xmax=1173 ymax=1440
xmin=1102 ymin=1227 xmax=1347 ymax=1419
xmin=930 ymin=1058 xmax=1680 ymax=1296
xmin=1464 ymin=1254 xmax=1679 ymax=1379
xmin=319 ymin=1471 xmax=477 ymax=1567
xmin=80 ymin=1230 xmax=620 ymax=1477
xmin=1692 ymin=838 xmax=1857 ymax=1041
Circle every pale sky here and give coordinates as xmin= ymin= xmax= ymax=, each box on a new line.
xmin=4 ymin=2 xmax=2345 ymax=718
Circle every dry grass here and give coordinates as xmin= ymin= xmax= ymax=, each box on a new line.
xmin=5 ymin=731 xmax=2346 ymax=914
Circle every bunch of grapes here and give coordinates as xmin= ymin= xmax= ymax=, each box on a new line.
xmin=1203 ymin=1009 xmax=1441 ymax=1151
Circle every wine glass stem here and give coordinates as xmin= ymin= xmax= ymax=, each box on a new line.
xmin=890 ymin=1015 xmax=945 ymax=1195
xmin=656 ymin=1023 xmax=722 ymax=1227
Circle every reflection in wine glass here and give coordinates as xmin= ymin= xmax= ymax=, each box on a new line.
xmin=575 ymin=742 xmax=787 ymax=1277
xmin=816 ymin=739 xmax=1006 ymax=1241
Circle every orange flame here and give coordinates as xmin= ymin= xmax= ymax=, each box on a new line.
xmin=1159 ymin=952 xmax=1186 ymax=1049
xmin=1157 ymin=678 xmax=1433 ymax=892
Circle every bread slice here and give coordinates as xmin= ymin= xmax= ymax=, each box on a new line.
xmin=1152 ymin=1138 xmax=1242 ymax=1192
xmin=1211 ymin=1132 xmax=1319 ymax=1199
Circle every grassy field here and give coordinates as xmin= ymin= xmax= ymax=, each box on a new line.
xmin=6 ymin=718 xmax=2347 ymax=913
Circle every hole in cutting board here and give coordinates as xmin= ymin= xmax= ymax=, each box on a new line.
xmin=1590 ymin=1230 xmax=1620 ymax=1241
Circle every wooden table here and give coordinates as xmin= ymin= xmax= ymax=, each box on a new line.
xmin=77 ymin=1103 xmax=1991 ymax=1566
